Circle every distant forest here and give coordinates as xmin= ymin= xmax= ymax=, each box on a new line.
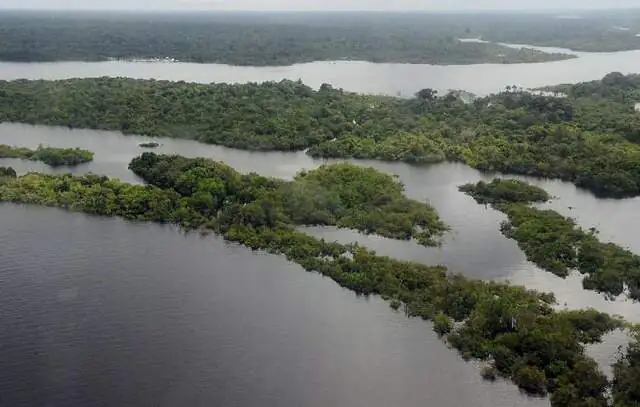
xmin=0 ymin=11 xmax=586 ymax=65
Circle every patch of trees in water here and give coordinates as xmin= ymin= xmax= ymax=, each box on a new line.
xmin=0 ymin=144 xmax=94 ymax=167
xmin=459 ymin=179 xmax=550 ymax=205
xmin=0 ymin=152 xmax=631 ymax=406
xmin=461 ymin=179 xmax=640 ymax=301
xmin=138 ymin=142 xmax=160 ymax=148
xmin=3 ymin=74 xmax=640 ymax=197
xmin=0 ymin=13 xmax=574 ymax=65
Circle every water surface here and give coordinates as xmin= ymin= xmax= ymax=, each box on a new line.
xmin=1 ymin=47 xmax=640 ymax=96
xmin=0 ymin=204 xmax=550 ymax=407
xmin=1 ymin=123 xmax=637 ymax=406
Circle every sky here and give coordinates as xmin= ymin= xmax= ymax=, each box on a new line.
xmin=0 ymin=0 xmax=638 ymax=11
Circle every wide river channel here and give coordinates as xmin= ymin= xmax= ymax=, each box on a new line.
xmin=1 ymin=50 xmax=639 ymax=406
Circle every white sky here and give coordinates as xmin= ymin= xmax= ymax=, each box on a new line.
xmin=0 ymin=0 xmax=638 ymax=11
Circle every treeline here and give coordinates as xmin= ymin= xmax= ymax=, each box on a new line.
xmin=3 ymin=75 xmax=640 ymax=197
xmin=461 ymin=179 xmax=640 ymax=300
xmin=0 ymin=144 xmax=94 ymax=166
xmin=127 ymin=153 xmax=447 ymax=245
xmin=0 ymin=12 xmax=572 ymax=65
xmin=0 ymin=152 xmax=629 ymax=406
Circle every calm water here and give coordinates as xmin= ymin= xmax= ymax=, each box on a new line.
xmin=0 ymin=47 xmax=640 ymax=96
xmin=1 ymin=205 xmax=552 ymax=407
xmin=0 ymin=118 xmax=636 ymax=405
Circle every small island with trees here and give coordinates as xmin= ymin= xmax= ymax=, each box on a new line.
xmin=461 ymin=178 xmax=640 ymax=300
xmin=138 ymin=142 xmax=160 ymax=148
xmin=0 ymin=144 xmax=94 ymax=167
xmin=459 ymin=179 xmax=550 ymax=205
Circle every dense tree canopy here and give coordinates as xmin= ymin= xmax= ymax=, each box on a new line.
xmin=613 ymin=331 xmax=640 ymax=407
xmin=0 ymin=12 xmax=574 ymax=65
xmin=461 ymin=179 xmax=640 ymax=300
xmin=128 ymin=153 xmax=448 ymax=245
xmin=4 ymin=75 xmax=640 ymax=197
xmin=0 ymin=152 xmax=626 ymax=406
xmin=0 ymin=144 xmax=94 ymax=167
xmin=459 ymin=179 xmax=550 ymax=205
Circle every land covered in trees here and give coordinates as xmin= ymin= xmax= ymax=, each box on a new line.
xmin=0 ymin=144 xmax=94 ymax=167
xmin=461 ymin=179 xmax=640 ymax=301
xmin=3 ymin=73 xmax=640 ymax=197
xmin=458 ymin=179 xmax=550 ymax=205
xmin=0 ymin=152 xmax=631 ymax=406
xmin=0 ymin=11 xmax=576 ymax=65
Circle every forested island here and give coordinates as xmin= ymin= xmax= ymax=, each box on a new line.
xmin=0 ymin=12 xmax=575 ymax=65
xmin=458 ymin=179 xmax=550 ymax=205
xmin=3 ymin=73 xmax=640 ymax=197
xmin=0 ymin=144 xmax=94 ymax=167
xmin=0 ymin=152 xmax=634 ymax=406
xmin=461 ymin=179 xmax=640 ymax=300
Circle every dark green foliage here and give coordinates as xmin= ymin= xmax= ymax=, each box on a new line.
xmin=0 ymin=78 xmax=415 ymax=151
xmin=5 ymin=75 xmax=640 ymax=197
xmin=0 ymin=144 xmax=94 ymax=167
xmin=433 ymin=312 xmax=453 ymax=336
xmin=461 ymin=179 xmax=640 ymax=300
xmin=128 ymin=153 xmax=447 ymax=245
xmin=613 ymin=333 xmax=640 ymax=407
xmin=459 ymin=179 xmax=550 ymax=205
xmin=0 ymin=12 xmax=573 ymax=65
xmin=0 ymin=166 xmax=16 ymax=178
xmin=0 ymin=152 xmax=622 ymax=406
xmin=138 ymin=142 xmax=159 ymax=148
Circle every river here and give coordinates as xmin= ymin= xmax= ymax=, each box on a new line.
xmin=1 ymin=48 xmax=639 ymax=405
xmin=0 ymin=47 xmax=640 ymax=96
xmin=0 ymin=122 xmax=636 ymax=406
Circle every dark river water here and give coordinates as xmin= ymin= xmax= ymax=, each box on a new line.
xmin=0 ymin=122 xmax=636 ymax=406
xmin=1 ymin=46 xmax=640 ymax=95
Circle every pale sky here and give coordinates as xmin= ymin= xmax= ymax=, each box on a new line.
xmin=0 ymin=0 xmax=638 ymax=11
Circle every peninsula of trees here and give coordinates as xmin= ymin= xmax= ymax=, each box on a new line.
xmin=461 ymin=179 xmax=640 ymax=300
xmin=2 ymin=73 xmax=640 ymax=197
xmin=0 ymin=152 xmax=630 ymax=406
xmin=0 ymin=144 xmax=94 ymax=167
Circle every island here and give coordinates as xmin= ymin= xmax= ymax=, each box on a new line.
xmin=0 ymin=152 xmax=628 ymax=406
xmin=460 ymin=178 xmax=640 ymax=300
xmin=2 ymin=73 xmax=640 ymax=197
xmin=138 ymin=142 xmax=160 ymax=148
xmin=0 ymin=144 xmax=94 ymax=167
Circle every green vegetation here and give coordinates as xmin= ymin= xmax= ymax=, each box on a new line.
xmin=0 ymin=152 xmax=626 ymax=406
xmin=613 ymin=330 xmax=640 ymax=407
xmin=472 ymin=11 xmax=640 ymax=53
xmin=139 ymin=142 xmax=160 ymax=148
xmin=127 ymin=153 xmax=447 ymax=245
xmin=0 ymin=12 xmax=574 ymax=65
xmin=461 ymin=179 xmax=640 ymax=300
xmin=0 ymin=166 xmax=16 ymax=183
xmin=5 ymin=75 xmax=640 ymax=197
xmin=459 ymin=179 xmax=550 ymax=205
xmin=0 ymin=144 xmax=94 ymax=167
